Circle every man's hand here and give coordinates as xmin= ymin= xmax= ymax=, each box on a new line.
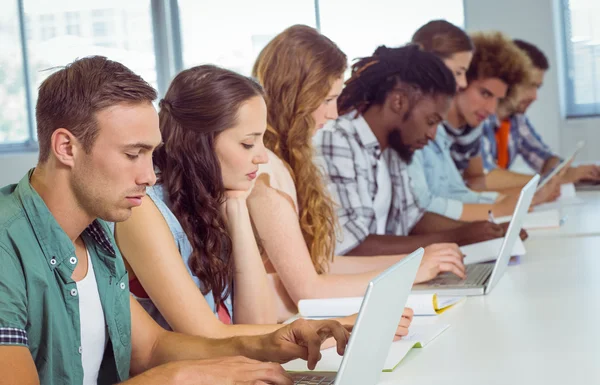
xmin=453 ymin=221 xmax=505 ymax=246
xmin=564 ymin=165 xmax=600 ymax=184
xmin=258 ymin=319 xmax=350 ymax=370
xmin=414 ymin=243 xmax=465 ymax=283
xmin=123 ymin=356 xmax=293 ymax=385
xmin=498 ymin=222 xmax=528 ymax=241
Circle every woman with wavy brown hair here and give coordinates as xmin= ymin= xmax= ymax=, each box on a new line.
xmin=113 ymin=65 xmax=286 ymax=336
xmin=248 ymin=25 xmax=458 ymax=321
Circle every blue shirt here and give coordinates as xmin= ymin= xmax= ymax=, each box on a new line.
xmin=408 ymin=125 xmax=499 ymax=220
xmin=132 ymin=184 xmax=233 ymax=329
xmin=444 ymin=122 xmax=484 ymax=173
xmin=481 ymin=114 xmax=558 ymax=173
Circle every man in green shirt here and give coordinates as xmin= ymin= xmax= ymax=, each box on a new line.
xmin=0 ymin=56 xmax=349 ymax=385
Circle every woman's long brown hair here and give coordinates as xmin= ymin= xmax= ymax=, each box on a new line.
xmin=252 ymin=25 xmax=347 ymax=273
xmin=155 ymin=65 xmax=264 ymax=307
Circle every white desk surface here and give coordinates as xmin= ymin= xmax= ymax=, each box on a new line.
xmin=529 ymin=190 xmax=600 ymax=238
xmin=380 ymin=236 xmax=600 ymax=385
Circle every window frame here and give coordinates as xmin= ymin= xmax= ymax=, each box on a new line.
xmin=560 ymin=0 xmax=600 ymax=118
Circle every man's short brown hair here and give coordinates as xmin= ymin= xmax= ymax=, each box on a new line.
xmin=35 ymin=56 xmax=157 ymax=163
xmin=467 ymin=32 xmax=532 ymax=90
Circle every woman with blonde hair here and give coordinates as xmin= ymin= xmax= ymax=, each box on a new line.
xmin=249 ymin=24 xmax=464 ymax=320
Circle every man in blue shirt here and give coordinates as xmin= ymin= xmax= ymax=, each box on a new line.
xmin=474 ymin=40 xmax=600 ymax=188
xmin=409 ymin=32 xmax=554 ymax=221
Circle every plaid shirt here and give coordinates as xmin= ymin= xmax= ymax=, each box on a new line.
xmin=444 ymin=122 xmax=484 ymax=173
xmin=313 ymin=113 xmax=425 ymax=255
xmin=481 ymin=114 xmax=558 ymax=173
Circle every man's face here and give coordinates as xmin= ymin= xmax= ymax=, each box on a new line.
xmin=71 ymin=102 xmax=162 ymax=223
xmin=515 ymin=68 xmax=546 ymax=114
xmin=455 ymin=77 xmax=508 ymax=127
xmin=389 ymin=94 xmax=451 ymax=163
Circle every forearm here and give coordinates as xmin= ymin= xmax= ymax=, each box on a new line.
xmin=119 ymin=364 xmax=180 ymax=385
xmin=459 ymin=203 xmax=493 ymax=222
xmin=227 ymin=199 xmax=277 ymax=324
xmin=541 ymin=156 xmax=561 ymax=176
xmin=148 ymin=330 xmax=265 ymax=369
xmin=411 ymin=212 xmax=465 ymax=234
xmin=328 ymin=254 xmax=404 ymax=274
xmin=345 ymin=232 xmax=456 ymax=256
xmin=465 ymin=175 xmax=488 ymax=191
xmin=486 ymin=169 xmax=533 ymax=190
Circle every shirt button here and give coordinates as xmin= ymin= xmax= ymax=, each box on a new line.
xmin=78 ymin=346 xmax=82 ymax=354
xmin=119 ymin=282 xmax=126 ymax=290
xmin=50 ymin=258 xmax=57 ymax=265
xmin=69 ymin=257 xmax=77 ymax=265
xmin=70 ymin=288 xmax=78 ymax=297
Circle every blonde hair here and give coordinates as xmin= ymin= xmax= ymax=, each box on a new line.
xmin=252 ymin=25 xmax=347 ymax=273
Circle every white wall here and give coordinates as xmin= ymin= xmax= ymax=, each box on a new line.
xmin=464 ymin=0 xmax=600 ymax=163
xmin=0 ymin=152 xmax=37 ymax=186
xmin=1 ymin=0 xmax=597 ymax=181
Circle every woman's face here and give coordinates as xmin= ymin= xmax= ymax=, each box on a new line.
xmin=311 ymin=76 xmax=345 ymax=135
xmin=443 ymin=51 xmax=474 ymax=91
xmin=214 ymin=95 xmax=269 ymax=191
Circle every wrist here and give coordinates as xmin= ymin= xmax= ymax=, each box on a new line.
xmin=235 ymin=334 xmax=270 ymax=362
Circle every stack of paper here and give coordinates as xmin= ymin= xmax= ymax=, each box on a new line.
xmin=282 ymin=323 xmax=450 ymax=373
xmin=460 ymin=237 xmax=526 ymax=265
xmin=298 ymin=294 xmax=464 ymax=317
xmin=496 ymin=209 xmax=561 ymax=230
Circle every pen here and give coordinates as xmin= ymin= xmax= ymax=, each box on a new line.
xmin=488 ymin=210 xmax=497 ymax=224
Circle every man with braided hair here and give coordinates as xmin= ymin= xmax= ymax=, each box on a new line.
xmin=314 ymin=45 xmax=505 ymax=265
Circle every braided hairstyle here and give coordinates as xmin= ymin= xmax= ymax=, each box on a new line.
xmin=338 ymin=45 xmax=457 ymax=116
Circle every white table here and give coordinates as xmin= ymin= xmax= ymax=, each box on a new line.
xmin=380 ymin=236 xmax=600 ymax=385
xmin=529 ymin=190 xmax=600 ymax=238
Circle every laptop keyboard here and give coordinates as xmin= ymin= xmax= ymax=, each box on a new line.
xmin=427 ymin=263 xmax=494 ymax=287
xmin=292 ymin=374 xmax=336 ymax=385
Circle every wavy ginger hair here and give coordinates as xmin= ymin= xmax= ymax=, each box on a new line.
xmin=252 ymin=25 xmax=347 ymax=273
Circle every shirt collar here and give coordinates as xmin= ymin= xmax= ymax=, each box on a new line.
xmin=351 ymin=113 xmax=382 ymax=159
xmin=16 ymin=169 xmax=116 ymax=269
xmin=443 ymin=120 xmax=476 ymax=137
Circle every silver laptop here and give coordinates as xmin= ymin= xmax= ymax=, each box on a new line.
xmin=291 ymin=248 xmax=424 ymax=385
xmin=412 ymin=174 xmax=539 ymax=296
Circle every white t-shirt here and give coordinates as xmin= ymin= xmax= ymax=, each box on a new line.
xmin=77 ymin=248 xmax=107 ymax=385
xmin=373 ymin=156 xmax=392 ymax=234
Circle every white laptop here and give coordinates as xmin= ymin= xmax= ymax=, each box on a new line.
xmin=536 ymin=141 xmax=583 ymax=191
xmin=412 ymin=174 xmax=539 ymax=296
xmin=291 ymin=248 xmax=424 ymax=385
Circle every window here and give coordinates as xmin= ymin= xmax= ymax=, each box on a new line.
xmin=0 ymin=0 xmax=159 ymax=150
xmin=561 ymin=0 xmax=600 ymax=117
xmin=179 ymin=0 xmax=317 ymax=75
xmin=319 ymin=0 xmax=464 ymax=76
xmin=65 ymin=12 xmax=81 ymax=36
xmin=0 ymin=0 xmax=29 ymax=145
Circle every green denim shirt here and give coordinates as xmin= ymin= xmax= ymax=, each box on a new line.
xmin=0 ymin=171 xmax=131 ymax=384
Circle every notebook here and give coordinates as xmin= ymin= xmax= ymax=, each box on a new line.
xmin=298 ymin=294 xmax=464 ymax=317
xmin=496 ymin=209 xmax=560 ymax=230
xmin=460 ymin=237 xmax=526 ymax=265
xmin=284 ymin=323 xmax=450 ymax=373
xmin=289 ymin=249 xmax=424 ymax=385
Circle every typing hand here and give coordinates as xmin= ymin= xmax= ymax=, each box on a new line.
xmin=565 ymin=164 xmax=600 ymax=183
xmin=259 ymin=319 xmax=350 ymax=370
xmin=414 ymin=243 xmax=465 ymax=283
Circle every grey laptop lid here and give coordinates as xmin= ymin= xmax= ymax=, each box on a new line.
xmin=334 ymin=248 xmax=423 ymax=385
xmin=484 ymin=174 xmax=539 ymax=294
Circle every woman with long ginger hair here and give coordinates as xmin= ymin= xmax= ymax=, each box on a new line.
xmin=249 ymin=25 xmax=463 ymax=321
xmin=113 ymin=64 xmax=407 ymax=344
